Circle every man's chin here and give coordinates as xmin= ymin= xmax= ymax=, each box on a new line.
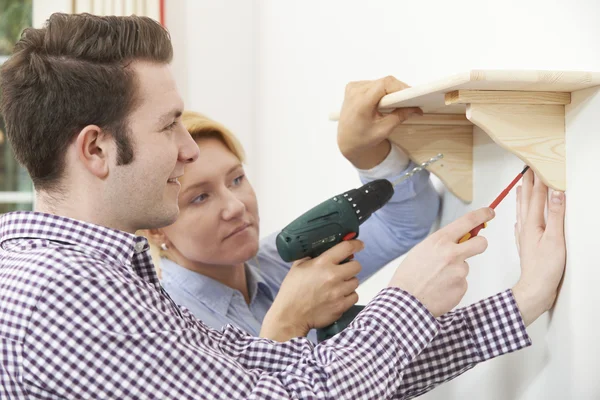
xmin=146 ymin=205 xmax=179 ymax=230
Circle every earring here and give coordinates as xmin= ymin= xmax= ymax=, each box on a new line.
xmin=160 ymin=243 xmax=168 ymax=251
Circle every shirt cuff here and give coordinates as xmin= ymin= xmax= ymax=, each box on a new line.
xmin=357 ymin=143 xmax=410 ymax=181
xmin=351 ymin=287 xmax=439 ymax=368
xmin=465 ymin=289 xmax=532 ymax=361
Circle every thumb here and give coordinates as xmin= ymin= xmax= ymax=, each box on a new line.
xmin=544 ymin=190 xmax=565 ymax=240
xmin=376 ymin=107 xmax=423 ymax=135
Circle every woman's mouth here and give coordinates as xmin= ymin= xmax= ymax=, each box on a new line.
xmin=225 ymin=223 xmax=251 ymax=239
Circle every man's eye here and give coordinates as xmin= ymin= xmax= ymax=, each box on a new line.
xmin=165 ymin=121 xmax=178 ymax=131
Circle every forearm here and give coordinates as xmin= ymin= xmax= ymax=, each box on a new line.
xmin=217 ymin=288 xmax=440 ymax=399
xmin=343 ymin=139 xmax=393 ymax=170
xmin=259 ymin=307 xmax=309 ymax=342
xmin=391 ymin=290 xmax=531 ymax=399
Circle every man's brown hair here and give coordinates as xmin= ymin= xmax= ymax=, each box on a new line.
xmin=0 ymin=13 xmax=173 ymax=191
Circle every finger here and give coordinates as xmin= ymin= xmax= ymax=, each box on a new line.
xmin=514 ymin=223 xmax=521 ymax=254
xmin=341 ymin=277 xmax=360 ymax=295
xmin=526 ymin=172 xmax=548 ymax=229
xmin=345 ymin=80 xmax=373 ymax=93
xmin=376 ymin=107 xmax=423 ymax=134
xmin=443 ymin=207 xmax=495 ymax=242
xmin=365 ymin=76 xmax=410 ymax=105
xmin=544 ymin=190 xmax=566 ymax=241
xmin=319 ymin=240 xmax=364 ymax=264
xmin=516 ymin=185 xmax=522 ymax=232
xmin=520 ymin=167 xmax=533 ymax=223
xmin=341 ymin=291 xmax=359 ymax=311
xmin=336 ymin=260 xmax=362 ymax=280
xmin=380 ymin=75 xmax=410 ymax=94
xmin=456 ymin=235 xmax=489 ymax=259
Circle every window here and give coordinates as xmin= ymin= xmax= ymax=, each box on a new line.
xmin=0 ymin=0 xmax=34 ymax=213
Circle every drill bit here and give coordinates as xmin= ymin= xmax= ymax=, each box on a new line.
xmin=392 ymin=153 xmax=444 ymax=187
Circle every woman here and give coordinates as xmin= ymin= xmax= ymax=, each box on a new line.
xmin=146 ymin=108 xmax=439 ymax=342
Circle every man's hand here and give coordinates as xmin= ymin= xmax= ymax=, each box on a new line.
xmin=337 ymin=76 xmax=422 ymax=170
xmin=260 ymin=240 xmax=364 ymax=342
xmin=512 ymin=169 xmax=566 ymax=326
xmin=388 ymin=208 xmax=495 ymax=317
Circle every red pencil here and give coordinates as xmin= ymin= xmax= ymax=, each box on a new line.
xmin=459 ymin=165 xmax=530 ymax=243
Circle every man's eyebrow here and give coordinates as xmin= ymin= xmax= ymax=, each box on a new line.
xmin=157 ymin=109 xmax=183 ymax=126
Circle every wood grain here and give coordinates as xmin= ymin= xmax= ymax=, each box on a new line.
xmin=466 ymin=103 xmax=565 ymax=190
xmin=445 ymin=90 xmax=571 ymax=105
xmin=389 ymin=125 xmax=474 ymax=202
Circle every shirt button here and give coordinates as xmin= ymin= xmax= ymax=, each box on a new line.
xmin=134 ymin=242 xmax=145 ymax=253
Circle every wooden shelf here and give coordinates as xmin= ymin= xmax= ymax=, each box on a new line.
xmin=330 ymin=70 xmax=600 ymax=202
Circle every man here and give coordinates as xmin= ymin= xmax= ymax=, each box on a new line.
xmin=0 ymin=13 xmax=566 ymax=399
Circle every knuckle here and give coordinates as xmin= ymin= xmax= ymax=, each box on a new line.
xmin=334 ymin=301 xmax=346 ymax=315
xmin=442 ymin=247 xmax=459 ymax=264
xmin=345 ymin=82 xmax=357 ymax=93
xmin=466 ymin=212 xmax=480 ymax=226
xmin=460 ymin=263 xmax=470 ymax=278
xmin=461 ymin=279 xmax=469 ymax=295
xmin=325 ymin=270 xmax=338 ymax=284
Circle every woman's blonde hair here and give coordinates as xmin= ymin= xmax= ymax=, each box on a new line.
xmin=182 ymin=111 xmax=245 ymax=163
xmin=141 ymin=111 xmax=247 ymax=276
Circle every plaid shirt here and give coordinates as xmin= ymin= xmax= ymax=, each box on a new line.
xmin=0 ymin=211 xmax=531 ymax=399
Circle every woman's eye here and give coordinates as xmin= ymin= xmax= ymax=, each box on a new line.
xmin=232 ymin=175 xmax=245 ymax=186
xmin=191 ymin=193 xmax=209 ymax=204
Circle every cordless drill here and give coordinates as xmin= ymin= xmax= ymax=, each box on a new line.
xmin=275 ymin=179 xmax=394 ymax=342
xmin=275 ymin=154 xmax=442 ymax=342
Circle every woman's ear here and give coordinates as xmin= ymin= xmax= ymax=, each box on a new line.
xmin=144 ymin=229 xmax=167 ymax=247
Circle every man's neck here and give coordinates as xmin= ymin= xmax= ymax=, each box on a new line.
xmin=35 ymin=190 xmax=136 ymax=234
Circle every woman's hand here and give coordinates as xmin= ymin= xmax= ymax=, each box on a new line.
xmin=260 ymin=240 xmax=364 ymax=342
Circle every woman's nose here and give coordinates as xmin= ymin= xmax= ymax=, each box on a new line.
xmin=221 ymin=192 xmax=245 ymax=220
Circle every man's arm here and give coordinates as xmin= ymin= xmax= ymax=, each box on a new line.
xmin=392 ymin=290 xmax=530 ymax=399
xmin=24 ymin=274 xmax=439 ymax=399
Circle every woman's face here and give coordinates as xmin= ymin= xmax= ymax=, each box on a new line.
xmin=161 ymin=136 xmax=260 ymax=267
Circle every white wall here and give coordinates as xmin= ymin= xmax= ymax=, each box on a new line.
xmin=167 ymin=0 xmax=258 ymax=183
xmin=255 ymin=0 xmax=600 ymax=399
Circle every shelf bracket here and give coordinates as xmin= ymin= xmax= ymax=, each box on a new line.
xmin=447 ymin=90 xmax=567 ymax=191
xmin=389 ymin=114 xmax=473 ymax=202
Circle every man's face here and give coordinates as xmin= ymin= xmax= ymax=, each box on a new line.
xmin=105 ymin=62 xmax=199 ymax=232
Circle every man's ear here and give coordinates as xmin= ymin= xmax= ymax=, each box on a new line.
xmin=74 ymin=125 xmax=111 ymax=179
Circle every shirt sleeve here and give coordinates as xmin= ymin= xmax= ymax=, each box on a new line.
xmin=391 ymin=290 xmax=532 ymax=399
xmin=24 ymin=273 xmax=441 ymax=399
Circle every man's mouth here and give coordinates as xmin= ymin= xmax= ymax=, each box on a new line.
xmin=167 ymin=177 xmax=180 ymax=184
